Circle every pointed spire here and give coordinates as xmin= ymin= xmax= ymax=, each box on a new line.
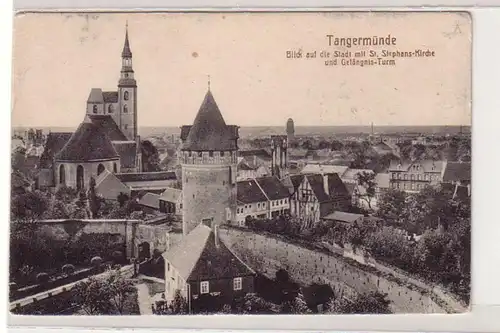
xmin=207 ymin=75 xmax=211 ymax=91
xmin=122 ymin=21 xmax=132 ymax=58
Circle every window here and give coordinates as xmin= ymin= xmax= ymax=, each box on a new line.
xmin=124 ymin=124 xmax=128 ymax=130
xmin=93 ymin=105 xmax=98 ymax=114
xmin=200 ymin=281 xmax=209 ymax=294
xmin=221 ymin=151 xmax=225 ymax=157
xmin=123 ymin=105 xmax=128 ymax=113
xmin=209 ymin=151 xmax=213 ymax=157
xmin=59 ymin=164 xmax=66 ymax=185
xmin=113 ymin=163 xmax=117 ymax=173
xmin=108 ymin=104 xmax=114 ymax=113
xmin=97 ymin=164 xmax=105 ymax=175
xmin=233 ymin=277 xmax=242 ymax=291
xmin=124 ymin=91 xmax=129 ymax=100
xmin=167 ymin=263 xmax=170 ymax=271
xmin=198 ymin=152 xmax=202 ymax=157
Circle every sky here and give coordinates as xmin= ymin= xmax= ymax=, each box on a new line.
xmin=12 ymin=12 xmax=471 ymax=128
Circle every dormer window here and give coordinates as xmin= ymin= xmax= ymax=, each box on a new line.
xmin=124 ymin=91 xmax=129 ymax=100
xmin=93 ymin=105 xmax=98 ymax=114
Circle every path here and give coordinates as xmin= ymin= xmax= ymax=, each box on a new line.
xmin=136 ymin=283 xmax=153 ymax=315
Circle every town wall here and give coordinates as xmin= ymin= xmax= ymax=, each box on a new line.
xmin=218 ymin=227 xmax=447 ymax=314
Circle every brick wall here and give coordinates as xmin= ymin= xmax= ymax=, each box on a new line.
xmin=218 ymin=228 xmax=447 ymax=314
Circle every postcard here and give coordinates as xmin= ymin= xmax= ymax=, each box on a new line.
xmin=10 ymin=11 xmax=471 ymax=316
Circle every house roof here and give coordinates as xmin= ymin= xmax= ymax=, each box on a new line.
xmin=181 ymin=90 xmax=238 ymax=151
xmin=138 ymin=192 xmax=160 ymax=209
xmin=112 ymin=141 xmax=137 ymax=168
xmin=87 ymin=115 xmax=128 ymax=141
xmin=237 ymin=179 xmax=268 ymax=204
xmin=306 ymin=173 xmax=349 ymax=203
xmin=342 ymin=169 xmax=374 ymax=180
xmin=255 ymin=176 xmax=290 ymax=200
xmin=115 ymin=171 xmax=177 ymax=183
xmin=38 ymin=132 xmax=72 ymax=168
xmin=102 ymin=91 xmax=119 ymax=103
xmin=163 ymin=224 xmax=255 ymax=281
xmin=288 ymin=148 xmax=308 ymax=158
xmin=159 ymin=187 xmax=182 ymax=203
xmin=442 ymin=162 xmax=471 ymax=183
xmin=55 ymin=117 xmax=119 ymax=162
xmin=301 ymin=164 xmax=349 ymax=176
xmin=323 ymin=211 xmax=364 ymax=223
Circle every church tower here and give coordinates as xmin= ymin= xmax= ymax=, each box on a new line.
xmin=180 ymin=82 xmax=239 ymax=236
xmin=271 ymin=135 xmax=288 ymax=179
xmin=115 ymin=23 xmax=138 ymax=141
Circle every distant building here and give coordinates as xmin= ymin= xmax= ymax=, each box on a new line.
xmin=179 ymin=88 xmax=239 ymax=236
xmin=162 ymin=222 xmax=256 ymax=313
xmin=388 ymin=160 xmax=446 ymax=193
xmin=286 ymin=118 xmax=295 ymax=143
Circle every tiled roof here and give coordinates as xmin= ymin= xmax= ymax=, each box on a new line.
xmin=255 ymin=176 xmax=290 ymax=200
xmin=112 ymin=141 xmax=137 ymax=168
xmin=442 ymin=162 xmax=471 ymax=183
xmin=181 ymin=90 xmax=238 ymax=151
xmin=138 ymin=192 xmax=160 ymax=209
xmin=323 ymin=211 xmax=364 ymax=223
xmin=87 ymin=88 xmax=104 ymax=103
xmin=88 ymin=115 xmax=128 ymax=141
xmin=102 ymin=91 xmax=118 ymax=103
xmin=159 ymin=187 xmax=182 ymax=203
xmin=115 ymin=171 xmax=177 ymax=183
xmin=306 ymin=173 xmax=349 ymax=203
xmin=55 ymin=117 xmax=119 ymax=162
xmin=38 ymin=132 xmax=72 ymax=168
xmin=237 ymin=179 xmax=268 ymax=204
xmin=163 ymin=224 xmax=254 ymax=281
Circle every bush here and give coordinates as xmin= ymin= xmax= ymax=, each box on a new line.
xmin=91 ymin=256 xmax=103 ymax=267
xmin=36 ymin=272 xmax=50 ymax=284
xmin=62 ymin=264 xmax=76 ymax=276
xmin=112 ymin=251 xmax=124 ymax=263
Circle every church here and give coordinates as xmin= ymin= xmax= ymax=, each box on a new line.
xmin=38 ymin=24 xmax=149 ymax=192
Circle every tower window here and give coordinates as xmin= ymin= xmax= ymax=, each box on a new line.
xmin=93 ymin=105 xmax=98 ymax=114
xmin=113 ymin=163 xmax=117 ymax=173
xmin=108 ymin=104 xmax=114 ymax=113
xmin=123 ymin=105 xmax=128 ymax=113
xmin=124 ymin=91 xmax=129 ymax=100
xmin=97 ymin=164 xmax=105 ymax=175
xmin=124 ymin=124 xmax=128 ymax=130
xmin=221 ymin=151 xmax=225 ymax=157
xmin=209 ymin=151 xmax=213 ymax=157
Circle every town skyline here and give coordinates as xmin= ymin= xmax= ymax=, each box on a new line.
xmin=12 ymin=12 xmax=471 ymax=128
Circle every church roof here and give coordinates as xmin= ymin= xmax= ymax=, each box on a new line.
xmin=87 ymin=88 xmax=104 ymax=103
xmin=122 ymin=27 xmax=132 ymax=58
xmin=88 ymin=115 xmax=128 ymax=141
xmin=112 ymin=141 xmax=137 ymax=168
xmin=103 ymin=91 xmax=118 ymax=103
xmin=38 ymin=132 xmax=73 ymax=168
xmin=55 ymin=116 xmax=120 ymax=162
xmin=181 ymin=90 xmax=238 ymax=151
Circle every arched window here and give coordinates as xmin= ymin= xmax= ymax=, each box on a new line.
xmin=97 ymin=164 xmax=105 ymax=175
xmin=124 ymin=91 xmax=129 ymax=100
xmin=92 ymin=105 xmax=98 ymax=114
xmin=59 ymin=164 xmax=66 ymax=185
xmin=108 ymin=104 xmax=114 ymax=113
xmin=76 ymin=165 xmax=84 ymax=191
xmin=113 ymin=163 xmax=117 ymax=173
xmin=123 ymin=105 xmax=128 ymax=113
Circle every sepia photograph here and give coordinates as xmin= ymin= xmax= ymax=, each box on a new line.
xmin=10 ymin=11 xmax=471 ymax=316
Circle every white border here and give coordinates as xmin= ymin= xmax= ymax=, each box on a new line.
xmin=4 ymin=3 xmax=500 ymax=333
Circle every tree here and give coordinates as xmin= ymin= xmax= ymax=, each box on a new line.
xmin=141 ymin=140 xmax=160 ymax=172
xmin=117 ymin=192 xmax=129 ymax=207
xmin=280 ymin=292 xmax=312 ymax=314
xmin=376 ymin=188 xmax=407 ymax=222
xmin=327 ymin=291 xmax=391 ymax=314
xmin=240 ymin=293 xmax=276 ymax=314
xmin=171 ymin=289 xmax=188 ymax=314
xmin=354 ymin=171 xmax=377 ymax=210
xmin=87 ymin=177 xmax=102 ymax=218
xmin=106 ymin=269 xmax=135 ymax=315
xmin=11 ymin=190 xmax=50 ymax=222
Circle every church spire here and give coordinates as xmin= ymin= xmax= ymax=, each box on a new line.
xmin=122 ymin=21 xmax=132 ymax=58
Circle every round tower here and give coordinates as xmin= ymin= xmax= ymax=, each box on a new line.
xmin=286 ymin=118 xmax=295 ymax=143
xmin=180 ymin=88 xmax=239 ymax=236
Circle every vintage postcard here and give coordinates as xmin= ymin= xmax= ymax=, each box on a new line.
xmin=10 ymin=11 xmax=471 ymax=316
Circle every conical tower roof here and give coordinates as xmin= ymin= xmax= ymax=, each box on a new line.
xmin=182 ymin=90 xmax=238 ymax=151
xmin=55 ymin=116 xmax=119 ymax=162
xmin=122 ymin=24 xmax=132 ymax=58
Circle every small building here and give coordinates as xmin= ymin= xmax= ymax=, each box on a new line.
xmin=236 ymin=178 xmax=269 ymax=226
xmin=162 ymin=222 xmax=256 ymax=313
xmin=322 ymin=211 xmax=364 ymax=226
xmin=137 ymin=192 xmax=161 ymax=213
xmin=388 ymin=160 xmax=446 ymax=193
xmin=159 ymin=187 xmax=183 ymax=215
xmin=256 ymin=176 xmax=290 ymax=218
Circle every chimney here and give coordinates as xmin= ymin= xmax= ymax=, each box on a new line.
xmin=214 ymin=225 xmax=220 ymax=248
xmin=323 ymin=174 xmax=329 ymax=196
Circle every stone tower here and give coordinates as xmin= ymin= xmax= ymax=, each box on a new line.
xmin=116 ymin=23 xmax=138 ymax=141
xmin=271 ymin=135 xmax=288 ymax=179
xmin=286 ymin=118 xmax=295 ymax=143
xmin=180 ymin=86 xmax=239 ymax=236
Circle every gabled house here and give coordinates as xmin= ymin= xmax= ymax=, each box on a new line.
xmin=388 ymin=160 xmax=446 ymax=193
xmin=291 ymin=173 xmax=351 ymax=227
xmin=162 ymin=222 xmax=256 ymax=313
xmin=159 ymin=187 xmax=183 ymax=215
xmin=236 ymin=179 xmax=269 ymax=226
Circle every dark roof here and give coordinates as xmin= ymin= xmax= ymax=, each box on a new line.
xmin=307 ymin=174 xmax=330 ymax=202
xmin=88 ymin=115 xmax=128 ymax=141
xmin=55 ymin=117 xmax=119 ymax=162
xmin=453 ymin=185 xmax=470 ymax=201
xmin=238 ymin=149 xmax=272 ymax=159
xmin=163 ymin=224 xmax=254 ymax=281
xmin=443 ymin=162 xmax=471 ymax=183
xmin=102 ymin=91 xmax=118 ymax=103
xmin=112 ymin=141 xmax=137 ymax=168
xmin=237 ymin=179 xmax=268 ymax=204
xmin=38 ymin=132 xmax=72 ymax=168
xmin=122 ymin=28 xmax=132 ymax=58
xmin=138 ymin=192 xmax=160 ymax=209
xmin=289 ymin=174 xmax=304 ymax=190
xmin=181 ymin=90 xmax=238 ymax=151
xmin=115 ymin=171 xmax=177 ymax=183
xmin=306 ymin=173 xmax=349 ymax=203
xmin=87 ymin=88 xmax=104 ymax=103
xmin=255 ymin=176 xmax=289 ymax=200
